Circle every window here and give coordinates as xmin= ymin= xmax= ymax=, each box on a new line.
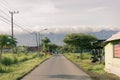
xmin=114 ymin=42 xmax=120 ymax=58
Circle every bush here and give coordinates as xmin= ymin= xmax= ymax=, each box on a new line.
xmin=40 ymin=53 xmax=45 ymax=58
xmin=0 ymin=64 xmax=9 ymax=73
xmin=18 ymin=53 xmax=37 ymax=62
xmin=1 ymin=56 xmax=18 ymax=66
xmin=18 ymin=56 xmax=28 ymax=62
xmin=1 ymin=53 xmax=38 ymax=66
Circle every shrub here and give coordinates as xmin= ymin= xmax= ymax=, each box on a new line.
xmin=32 ymin=54 xmax=37 ymax=58
xmin=1 ymin=56 xmax=18 ymax=66
xmin=0 ymin=64 xmax=9 ymax=73
xmin=40 ymin=53 xmax=45 ymax=58
xmin=18 ymin=56 xmax=28 ymax=62
xmin=1 ymin=53 xmax=38 ymax=66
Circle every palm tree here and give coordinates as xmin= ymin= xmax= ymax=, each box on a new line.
xmin=0 ymin=35 xmax=17 ymax=61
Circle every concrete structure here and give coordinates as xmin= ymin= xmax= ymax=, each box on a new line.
xmin=105 ymin=32 xmax=120 ymax=77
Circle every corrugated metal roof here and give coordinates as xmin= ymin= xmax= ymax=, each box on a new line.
xmin=106 ymin=32 xmax=120 ymax=42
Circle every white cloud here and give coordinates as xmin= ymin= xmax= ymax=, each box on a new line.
xmin=29 ymin=25 xmax=120 ymax=34
xmin=0 ymin=0 xmax=119 ymax=46
xmin=88 ymin=7 xmax=106 ymax=12
xmin=0 ymin=0 xmax=120 ymax=35
xmin=1 ymin=25 xmax=120 ymax=35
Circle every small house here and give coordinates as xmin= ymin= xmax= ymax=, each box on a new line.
xmin=28 ymin=46 xmax=38 ymax=52
xmin=105 ymin=32 xmax=120 ymax=76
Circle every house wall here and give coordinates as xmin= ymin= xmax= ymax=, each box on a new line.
xmin=105 ymin=42 xmax=113 ymax=72
xmin=105 ymin=42 xmax=120 ymax=77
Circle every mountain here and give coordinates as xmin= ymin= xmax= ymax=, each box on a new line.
xmin=88 ymin=30 xmax=118 ymax=40
xmin=15 ymin=30 xmax=119 ymax=46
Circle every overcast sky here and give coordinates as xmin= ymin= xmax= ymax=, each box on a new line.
xmin=0 ymin=0 xmax=120 ymax=46
xmin=0 ymin=0 xmax=120 ymax=34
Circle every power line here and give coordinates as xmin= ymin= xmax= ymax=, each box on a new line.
xmin=1 ymin=0 xmax=9 ymax=5
xmin=0 ymin=3 xmax=10 ymax=11
xmin=14 ymin=23 xmax=33 ymax=34
xmin=13 ymin=14 xmax=34 ymax=32
xmin=0 ymin=14 xmax=33 ymax=34
xmin=0 ymin=0 xmax=8 ymax=6
xmin=0 ymin=17 xmax=10 ymax=24
xmin=0 ymin=0 xmax=34 ymax=34
xmin=0 ymin=11 xmax=36 ymax=47
xmin=0 ymin=0 xmax=10 ymax=11
xmin=0 ymin=0 xmax=36 ymax=46
xmin=14 ymin=20 xmax=33 ymax=32
xmin=0 ymin=9 xmax=10 ymax=17
xmin=0 ymin=0 xmax=33 ymax=33
xmin=0 ymin=15 xmax=10 ymax=22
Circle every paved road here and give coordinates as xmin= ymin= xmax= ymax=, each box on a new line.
xmin=21 ymin=54 xmax=92 ymax=80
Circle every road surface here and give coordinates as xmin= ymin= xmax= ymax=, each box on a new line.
xmin=21 ymin=54 xmax=92 ymax=80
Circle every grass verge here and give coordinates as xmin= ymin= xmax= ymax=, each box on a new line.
xmin=64 ymin=53 xmax=120 ymax=80
xmin=0 ymin=55 xmax=51 ymax=80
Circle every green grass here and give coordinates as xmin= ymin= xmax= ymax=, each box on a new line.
xmin=64 ymin=53 xmax=120 ymax=80
xmin=0 ymin=53 xmax=51 ymax=80
xmin=0 ymin=64 xmax=10 ymax=73
xmin=1 ymin=53 xmax=37 ymax=65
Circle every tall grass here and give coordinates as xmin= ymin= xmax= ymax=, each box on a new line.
xmin=65 ymin=53 xmax=91 ymax=60
xmin=1 ymin=53 xmax=37 ymax=66
xmin=0 ymin=52 xmax=49 ymax=74
xmin=0 ymin=53 xmax=51 ymax=80
xmin=0 ymin=64 xmax=10 ymax=73
xmin=1 ymin=55 xmax=17 ymax=65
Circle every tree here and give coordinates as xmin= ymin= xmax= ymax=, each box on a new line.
xmin=63 ymin=33 xmax=97 ymax=59
xmin=48 ymin=43 xmax=58 ymax=53
xmin=0 ymin=35 xmax=17 ymax=61
xmin=61 ymin=45 xmax=71 ymax=53
xmin=63 ymin=33 xmax=81 ymax=53
xmin=41 ymin=37 xmax=51 ymax=52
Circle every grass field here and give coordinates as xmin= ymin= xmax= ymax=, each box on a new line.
xmin=64 ymin=53 xmax=120 ymax=80
xmin=0 ymin=53 xmax=51 ymax=80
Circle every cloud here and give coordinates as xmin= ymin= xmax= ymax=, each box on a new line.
xmin=0 ymin=25 xmax=120 ymax=35
xmin=87 ymin=7 xmax=106 ymax=12
xmin=0 ymin=0 xmax=120 ymax=35
xmin=27 ymin=25 xmax=120 ymax=34
xmin=34 ymin=2 xmax=59 ymax=14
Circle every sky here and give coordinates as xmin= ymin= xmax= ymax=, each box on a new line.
xmin=0 ymin=0 xmax=120 ymax=46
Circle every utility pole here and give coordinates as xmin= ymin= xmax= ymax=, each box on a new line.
xmin=38 ymin=32 xmax=41 ymax=55
xmin=35 ymin=32 xmax=39 ymax=56
xmin=38 ymin=29 xmax=48 ymax=56
xmin=9 ymin=11 xmax=19 ymax=53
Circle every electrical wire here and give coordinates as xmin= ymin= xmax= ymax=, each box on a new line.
xmin=0 ymin=17 xmax=10 ymax=24
xmin=0 ymin=0 xmax=37 ymax=46
xmin=14 ymin=20 xmax=33 ymax=32
xmin=0 ymin=15 xmax=36 ymax=46
xmin=0 ymin=0 xmax=11 ymax=11
xmin=14 ymin=23 xmax=33 ymax=34
xmin=0 ymin=15 xmax=10 ymax=22
xmin=0 ymin=0 xmax=33 ymax=32
xmin=0 ymin=15 xmax=34 ymax=35
xmin=0 ymin=9 xmax=10 ymax=17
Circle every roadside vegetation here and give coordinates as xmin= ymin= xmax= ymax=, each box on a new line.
xmin=0 ymin=53 xmax=51 ymax=80
xmin=64 ymin=53 xmax=120 ymax=80
xmin=62 ymin=33 xmax=120 ymax=80
xmin=0 ymin=34 xmax=54 ymax=80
